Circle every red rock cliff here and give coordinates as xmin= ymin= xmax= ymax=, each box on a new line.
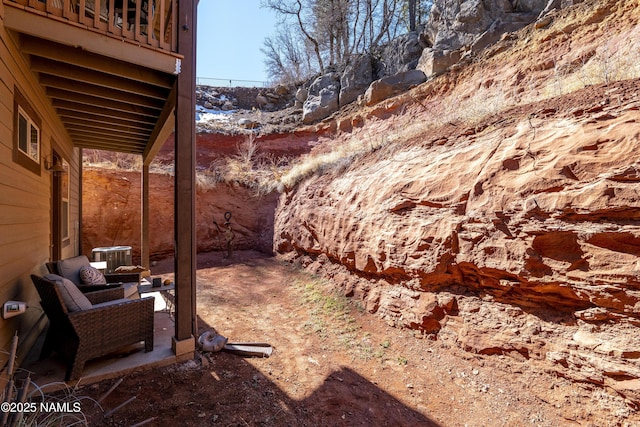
xmin=273 ymin=0 xmax=640 ymax=401
xmin=82 ymin=169 xmax=278 ymax=262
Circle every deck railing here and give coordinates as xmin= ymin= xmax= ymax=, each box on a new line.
xmin=4 ymin=0 xmax=177 ymax=53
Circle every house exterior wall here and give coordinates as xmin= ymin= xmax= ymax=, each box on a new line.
xmin=0 ymin=2 xmax=81 ymax=367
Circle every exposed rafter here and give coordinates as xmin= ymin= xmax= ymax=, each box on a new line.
xmin=1 ymin=26 xmax=178 ymax=155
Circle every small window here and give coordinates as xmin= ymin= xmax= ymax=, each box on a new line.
xmin=13 ymin=88 xmax=42 ymax=175
xmin=18 ymin=106 xmax=41 ymax=162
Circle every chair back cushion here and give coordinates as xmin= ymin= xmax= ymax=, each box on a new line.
xmin=56 ymin=255 xmax=91 ymax=285
xmin=79 ymin=265 xmax=107 ymax=285
xmin=44 ymin=274 xmax=92 ymax=312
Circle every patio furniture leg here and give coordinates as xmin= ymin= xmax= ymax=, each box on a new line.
xmin=68 ymin=359 xmax=85 ymax=381
xmin=66 ymin=346 xmax=82 ymax=381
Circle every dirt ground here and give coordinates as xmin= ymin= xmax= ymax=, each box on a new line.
xmin=76 ymin=250 xmax=637 ymax=427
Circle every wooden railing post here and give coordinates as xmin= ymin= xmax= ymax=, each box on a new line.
xmin=4 ymin=0 xmax=178 ymax=54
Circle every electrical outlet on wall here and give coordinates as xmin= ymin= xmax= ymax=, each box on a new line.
xmin=3 ymin=301 xmax=27 ymax=319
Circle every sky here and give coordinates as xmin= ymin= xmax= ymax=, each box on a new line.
xmin=196 ymin=1 xmax=278 ymax=86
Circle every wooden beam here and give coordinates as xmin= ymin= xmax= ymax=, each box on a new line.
xmin=53 ymin=101 xmax=157 ymax=125
xmin=65 ymin=124 xmax=150 ymax=141
xmin=74 ymin=144 xmax=143 ymax=152
xmin=20 ymin=36 xmax=176 ymax=89
xmin=73 ymin=140 xmax=146 ymax=154
xmin=143 ymin=83 xmax=176 ymax=165
xmin=144 ymin=110 xmax=174 ymax=166
xmin=62 ymin=118 xmax=152 ymax=137
xmin=30 ymin=57 xmax=170 ymax=101
xmin=173 ymin=0 xmax=197 ymax=348
xmin=79 ymin=147 xmax=84 ymax=255
xmin=57 ymin=111 xmax=156 ymax=132
xmin=46 ymin=88 xmax=160 ymax=118
xmin=67 ymin=130 xmax=147 ymax=146
xmin=5 ymin=7 xmax=182 ymax=76
xmin=39 ymin=74 xmax=165 ymax=110
xmin=68 ymin=129 xmax=147 ymax=143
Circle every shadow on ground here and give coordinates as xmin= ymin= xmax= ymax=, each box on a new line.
xmin=87 ymin=311 xmax=439 ymax=426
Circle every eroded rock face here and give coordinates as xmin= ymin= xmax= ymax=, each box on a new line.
xmin=82 ymin=170 xmax=278 ymax=262
xmin=274 ymin=79 xmax=640 ymax=395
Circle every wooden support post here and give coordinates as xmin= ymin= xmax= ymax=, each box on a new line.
xmin=173 ymin=0 xmax=197 ymax=352
xmin=78 ymin=148 xmax=84 ymax=255
xmin=141 ymin=162 xmax=150 ymax=269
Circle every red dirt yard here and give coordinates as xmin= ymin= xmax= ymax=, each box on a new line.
xmin=82 ymin=250 xmax=637 ymax=427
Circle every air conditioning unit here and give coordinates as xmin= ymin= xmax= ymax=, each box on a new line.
xmin=92 ymin=246 xmax=132 ymax=273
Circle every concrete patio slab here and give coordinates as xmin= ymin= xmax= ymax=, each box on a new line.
xmin=20 ymin=312 xmax=178 ymax=393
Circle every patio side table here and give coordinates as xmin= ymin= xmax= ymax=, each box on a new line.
xmin=138 ymin=282 xmax=175 ymax=315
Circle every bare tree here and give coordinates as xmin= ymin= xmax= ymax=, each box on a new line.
xmin=312 ymin=0 xmax=353 ymax=67
xmin=263 ymin=0 xmax=325 ymax=73
xmin=262 ymin=23 xmax=316 ymax=84
xmin=408 ymin=0 xmax=417 ymax=31
xmin=261 ymin=0 xmax=433 ymax=81
xmin=351 ymin=0 xmax=400 ymax=56
xmin=400 ymin=0 xmax=433 ymax=31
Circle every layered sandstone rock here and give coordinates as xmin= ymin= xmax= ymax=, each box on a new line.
xmin=82 ymin=170 xmax=277 ymax=262
xmin=275 ymin=82 xmax=640 ymax=399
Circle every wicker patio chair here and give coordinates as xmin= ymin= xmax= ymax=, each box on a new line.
xmin=31 ymin=274 xmax=154 ymax=381
xmin=46 ymin=255 xmax=140 ymax=297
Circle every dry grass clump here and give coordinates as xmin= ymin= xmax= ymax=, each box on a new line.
xmin=539 ymin=38 xmax=640 ymax=99
xmin=83 ymin=150 xmax=173 ymax=176
xmin=275 ymin=132 xmax=387 ymax=192
xmin=84 ymin=151 xmax=142 ymax=171
xmin=196 ymin=129 xmax=389 ymax=194
xmin=198 ymin=135 xmax=290 ymax=196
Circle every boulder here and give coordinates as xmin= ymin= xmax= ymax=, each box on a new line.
xmin=423 ymin=0 xmax=548 ymax=53
xmin=339 ymin=54 xmax=374 ymax=106
xmin=364 ymin=70 xmax=427 ymax=106
xmin=221 ymin=100 xmax=235 ymax=111
xmin=514 ymin=0 xmax=552 ymax=12
xmin=302 ymin=73 xmax=340 ymax=124
xmin=256 ymin=93 xmax=269 ymax=108
xmin=470 ymin=17 xmax=535 ymax=54
xmin=302 ymin=88 xmax=340 ymax=124
xmin=274 ymin=84 xmax=289 ymax=96
xmin=295 ymin=87 xmax=308 ymax=103
xmin=308 ymin=73 xmax=340 ymax=96
xmin=417 ymin=49 xmax=462 ymax=77
xmin=379 ymin=32 xmax=424 ymax=77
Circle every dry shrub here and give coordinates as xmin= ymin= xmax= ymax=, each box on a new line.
xmin=197 ymin=134 xmax=290 ymax=196
xmin=275 ymin=132 xmax=387 ymax=192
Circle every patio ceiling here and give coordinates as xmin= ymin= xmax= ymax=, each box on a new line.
xmin=4 ymin=3 xmax=181 ymax=159
xmin=23 ymin=35 xmax=177 ymax=157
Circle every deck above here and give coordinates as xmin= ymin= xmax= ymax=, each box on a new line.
xmin=2 ymin=0 xmax=181 ymax=156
